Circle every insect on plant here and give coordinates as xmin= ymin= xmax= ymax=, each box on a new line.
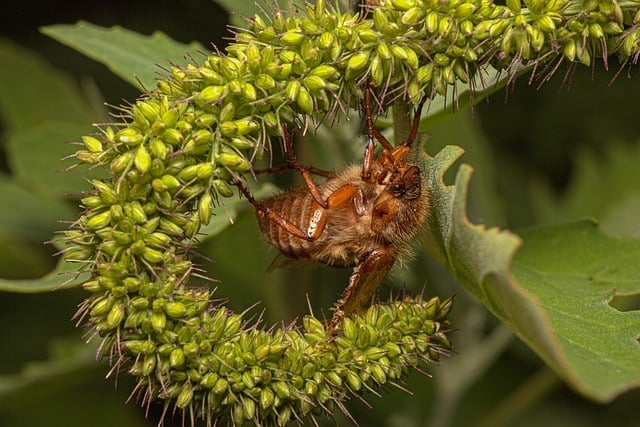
xmin=237 ymin=85 xmax=430 ymax=330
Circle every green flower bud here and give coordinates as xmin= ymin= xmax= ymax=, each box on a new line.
xmin=281 ymin=30 xmax=306 ymax=46
xmin=213 ymin=179 xmax=234 ymax=198
xmin=401 ymin=7 xmax=426 ymax=25
xmin=563 ymin=38 xmax=576 ymax=61
xmin=347 ymin=50 xmax=371 ymax=72
xmin=90 ymin=296 xmax=115 ymax=317
xmin=217 ymin=152 xmax=251 ymax=172
xmin=162 ymin=128 xmax=184 ymax=146
xmin=134 ymin=145 xmax=151 ymax=174
xmin=110 ymin=151 xmax=134 ymax=175
xmin=199 ymin=85 xmax=227 ymax=104
xmin=377 ymin=42 xmax=392 ymax=61
xmin=303 ymin=75 xmax=327 ymax=91
xmin=318 ymin=31 xmax=335 ymax=49
xmin=144 ymin=231 xmax=171 ymax=249
xmin=176 ymin=386 xmax=194 ymax=409
xmin=82 ymin=135 xmax=103 ymax=153
xmin=285 ymin=80 xmax=301 ymax=102
xmin=198 ymin=191 xmax=213 ymax=225
xmin=391 ymin=0 xmax=416 ymax=11
xmin=106 ymin=303 xmax=125 ymax=329
xmin=115 ymin=128 xmax=144 ymax=146
xmin=296 ymin=85 xmax=314 ymax=114
xmin=310 ymin=64 xmax=337 ymax=79
xmin=85 ymin=210 xmax=112 ymax=231
xmin=142 ymin=247 xmax=165 ymax=264
xmin=219 ymin=102 xmax=236 ymax=123
xmin=255 ymin=74 xmax=276 ymax=90
xmin=242 ymin=82 xmax=258 ymax=101
xmin=92 ymin=180 xmax=118 ymax=205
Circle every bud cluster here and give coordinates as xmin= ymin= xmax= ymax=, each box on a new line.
xmin=63 ymin=0 xmax=640 ymax=424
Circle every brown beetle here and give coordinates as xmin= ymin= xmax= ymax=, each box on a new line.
xmin=238 ymin=86 xmax=429 ymax=330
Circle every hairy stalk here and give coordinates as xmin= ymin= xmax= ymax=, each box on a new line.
xmin=62 ymin=0 xmax=640 ymax=424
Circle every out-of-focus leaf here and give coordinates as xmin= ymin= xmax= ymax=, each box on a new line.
xmin=7 ymin=121 xmax=101 ymax=198
xmin=214 ymin=0 xmax=307 ymax=28
xmin=0 ymin=338 xmax=96 ymax=404
xmin=532 ymin=141 xmax=640 ymax=237
xmin=423 ymin=146 xmax=640 ymax=403
xmin=0 ymin=39 xmax=99 ymax=131
xmin=41 ymin=22 xmax=206 ymax=90
xmin=0 ymin=174 xmax=75 ymax=243
xmin=0 ymin=254 xmax=89 ymax=293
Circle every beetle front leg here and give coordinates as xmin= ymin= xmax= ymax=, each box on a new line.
xmin=281 ymin=125 xmax=330 ymax=209
xmin=329 ymin=244 xmax=397 ymax=332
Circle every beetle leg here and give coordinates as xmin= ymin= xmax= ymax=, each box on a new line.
xmin=363 ymin=84 xmax=396 ymax=180
xmin=281 ymin=125 xmax=330 ymax=209
xmin=254 ymin=163 xmax=335 ymax=178
xmin=329 ymin=244 xmax=397 ymax=331
xmin=235 ymin=180 xmax=313 ymax=241
xmin=402 ymin=95 xmax=427 ymax=148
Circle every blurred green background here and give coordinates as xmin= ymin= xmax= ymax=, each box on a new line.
xmin=1 ymin=1 xmax=640 ymax=426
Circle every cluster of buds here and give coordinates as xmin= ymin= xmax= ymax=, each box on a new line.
xmin=63 ymin=0 xmax=640 ymax=424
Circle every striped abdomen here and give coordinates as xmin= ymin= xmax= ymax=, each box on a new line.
xmin=257 ymin=188 xmax=318 ymax=260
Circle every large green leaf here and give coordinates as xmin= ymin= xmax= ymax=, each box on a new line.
xmin=214 ymin=0 xmax=307 ymax=27
xmin=0 ymin=175 xmax=75 ymax=243
xmin=514 ymin=221 xmax=640 ymax=399
xmin=424 ymin=146 xmax=640 ymax=403
xmin=533 ymin=141 xmax=640 ymax=238
xmin=0 ymin=255 xmax=89 ymax=294
xmin=0 ymin=39 xmax=99 ymax=131
xmin=41 ymin=22 xmax=206 ymax=90
xmin=7 ymin=122 xmax=101 ymax=198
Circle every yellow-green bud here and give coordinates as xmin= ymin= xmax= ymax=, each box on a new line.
xmin=401 ymin=7 xmax=426 ymax=25
xmin=255 ymin=74 xmax=276 ymax=90
xmin=220 ymin=102 xmax=236 ymax=123
xmin=166 ymin=301 xmax=187 ymax=319
xmin=217 ymin=152 xmax=251 ymax=172
xmin=85 ymin=210 xmax=112 ymax=231
xmin=296 ymin=86 xmax=314 ymax=114
xmin=318 ymin=31 xmax=335 ymax=49
xmin=285 ymin=80 xmax=301 ymax=102
xmin=281 ymin=31 xmax=306 ymax=46
xmin=391 ymin=0 xmax=416 ymax=11
xmin=162 ymin=128 xmax=183 ymax=146
xmin=134 ymin=145 xmax=151 ymax=174
xmin=106 ymin=303 xmax=125 ymax=329
xmin=82 ymin=135 xmax=103 ymax=153
xmin=377 ymin=42 xmax=392 ymax=61
xmin=198 ymin=191 xmax=213 ymax=225
xmin=425 ymin=11 xmax=439 ymax=34
xmin=213 ymin=179 xmax=234 ymax=198
xmin=242 ymin=82 xmax=257 ymax=101
xmin=90 ymin=296 xmax=115 ymax=317
xmin=142 ymin=247 xmax=165 ymax=264
xmin=303 ymin=75 xmax=327 ymax=91
xmin=199 ymin=85 xmax=227 ymax=104
xmin=347 ymin=50 xmax=371 ymax=72
xmin=115 ymin=128 xmax=144 ymax=146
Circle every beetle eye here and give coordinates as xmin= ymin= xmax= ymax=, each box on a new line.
xmin=390 ymin=185 xmax=404 ymax=197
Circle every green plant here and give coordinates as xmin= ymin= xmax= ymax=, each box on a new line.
xmin=1 ymin=0 xmax=640 ymax=426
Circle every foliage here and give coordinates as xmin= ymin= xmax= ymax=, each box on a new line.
xmin=1 ymin=0 xmax=640 ymax=426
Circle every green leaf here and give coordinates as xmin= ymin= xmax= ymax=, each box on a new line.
xmin=424 ymin=146 xmax=640 ymax=403
xmin=41 ymin=22 xmax=206 ymax=90
xmin=0 ymin=174 xmax=75 ymax=243
xmin=532 ymin=141 xmax=640 ymax=238
xmin=7 ymin=121 xmax=102 ymax=198
xmin=513 ymin=221 xmax=640 ymax=400
xmin=0 ymin=254 xmax=89 ymax=293
xmin=0 ymin=338 xmax=97 ymax=403
xmin=0 ymin=39 xmax=99 ymax=131
xmin=214 ymin=0 xmax=307 ymax=28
